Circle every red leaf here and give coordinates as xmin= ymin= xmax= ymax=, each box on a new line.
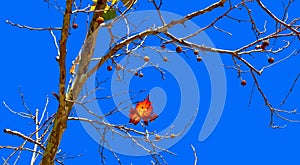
xmin=128 ymin=95 xmax=158 ymax=125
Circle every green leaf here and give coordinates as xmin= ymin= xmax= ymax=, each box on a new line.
xmin=121 ymin=0 xmax=136 ymax=8
xmin=103 ymin=8 xmax=117 ymax=21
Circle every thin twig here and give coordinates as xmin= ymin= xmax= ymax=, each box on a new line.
xmin=191 ymin=144 xmax=198 ymax=165
xmin=3 ymin=129 xmax=45 ymax=150
xmin=6 ymin=20 xmax=62 ymax=31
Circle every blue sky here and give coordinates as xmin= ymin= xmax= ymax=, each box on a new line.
xmin=1 ymin=0 xmax=300 ymax=164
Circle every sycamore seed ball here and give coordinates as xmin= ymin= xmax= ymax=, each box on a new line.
xmin=72 ymin=23 xmax=78 ymax=29
xmin=155 ymin=135 xmax=161 ymax=140
xmin=241 ymin=80 xmax=247 ymax=86
xmin=144 ymin=56 xmax=150 ymax=62
xmin=96 ymin=16 xmax=104 ymax=24
xmin=176 ymin=46 xmax=182 ymax=53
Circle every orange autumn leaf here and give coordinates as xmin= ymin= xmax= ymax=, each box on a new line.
xmin=70 ymin=63 xmax=76 ymax=75
xmin=129 ymin=95 xmax=158 ymax=126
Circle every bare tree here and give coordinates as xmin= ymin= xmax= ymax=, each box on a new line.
xmin=2 ymin=0 xmax=300 ymax=164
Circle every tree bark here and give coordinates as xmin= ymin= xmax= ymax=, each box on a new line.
xmin=40 ymin=0 xmax=74 ymax=164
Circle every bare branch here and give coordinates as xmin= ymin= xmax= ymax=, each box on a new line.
xmin=256 ymin=0 xmax=300 ymax=39
xmin=6 ymin=20 xmax=62 ymax=31
xmin=3 ymin=129 xmax=45 ymax=150
xmin=41 ymin=0 xmax=75 ymax=164
xmin=191 ymin=144 xmax=198 ymax=165
xmin=281 ymin=73 xmax=300 ymax=106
